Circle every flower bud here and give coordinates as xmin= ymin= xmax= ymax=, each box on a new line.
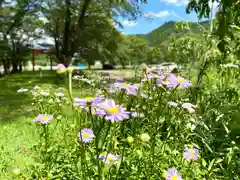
xmin=127 ymin=136 xmax=134 ymax=144
xmin=70 ymin=124 xmax=75 ymax=128
xmin=67 ymin=67 xmax=74 ymax=73
xmin=57 ymin=64 xmax=67 ymax=74
xmin=136 ymin=150 xmax=143 ymax=157
xmin=140 ymin=133 xmax=150 ymax=142
xmin=12 ymin=168 xmax=20 ymax=176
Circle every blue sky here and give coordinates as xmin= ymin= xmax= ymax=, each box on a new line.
xmin=119 ymin=0 xmax=215 ymax=35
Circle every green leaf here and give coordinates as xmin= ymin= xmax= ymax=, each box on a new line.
xmin=202 ymin=159 xmax=207 ymax=167
xmin=222 ymin=122 xmax=230 ymax=134
xmin=215 ymin=158 xmax=223 ymax=164
xmin=231 ymin=25 xmax=240 ymax=31
xmin=208 ymin=159 xmax=215 ymax=171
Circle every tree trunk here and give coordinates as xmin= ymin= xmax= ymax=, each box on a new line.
xmin=62 ymin=0 xmax=92 ymax=67
xmin=11 ymin=59 xmax=18 ymax=73
xmin=62 ymin=54 xmax=71 ymax=67
xmin=2 ymin=58 xmax=9 ymax=75
xmin=50 ymin=57 xmax=53 ymax=70
xmin=120 ymin=59 xmax=125 ymax=69
xmin=19 ymin=62 xmax=22 ymax=72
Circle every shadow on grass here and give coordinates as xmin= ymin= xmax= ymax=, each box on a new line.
xmin=0 ymin=70 xmax=65 ymax=123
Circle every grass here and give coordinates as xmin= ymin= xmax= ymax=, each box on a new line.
xmin=0 ymin=71 xmax=59 ymax=178
xmin=0 ymin=71 xmax=58 ymax=122
xmin=1 ymin=67 xmax=240 ymax=179
xmin=0 ymin=69 xmax=134 ymax=178
xmin=0 ymin=70 xmax=94 ymax=179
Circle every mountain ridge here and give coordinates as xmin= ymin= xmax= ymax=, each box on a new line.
xmin=129 ymin=20 xmax=210 ymax=46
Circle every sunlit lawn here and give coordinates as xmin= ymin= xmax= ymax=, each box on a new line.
xmin=0 ymin=70 xmax=92 ymax=179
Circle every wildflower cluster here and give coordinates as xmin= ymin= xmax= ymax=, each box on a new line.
xmin=18 ymin=68 xmax=215 ymax=180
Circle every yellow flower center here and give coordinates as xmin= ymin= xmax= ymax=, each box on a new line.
xmin=106 ymin=107 xmax=119 ymax=115
xmin=188 ymin=108 xmax=195 ymax=113
xmin=42 ymin=116 xmax=48 ymax=121
xmin=107 ymin=157 xmax=113 ymax=161
xmin=121 ymin=83 xmax=129 ymax=87
xmin=177 ymin=77 xmax=185 ymax=83
xmin=171 ymin=176 xmax=178 ymax=180
xmin=189 ymin=151 xmax=195 ymax=157
xmin=83 ymin=132 xmax=90 ymax=138
xmin=84 ymin=96 xmax=94 ymax=100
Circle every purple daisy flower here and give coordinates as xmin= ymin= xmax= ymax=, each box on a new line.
xmin=98 ymin=99 xmax=130 ymax=122
xmin=114 ymin=81 xmax=139 ymax=95
xmin=166 ymin=168 xmax=183 ymax=180
xmin=114 ymin=81 xmax=130 ymax=89
xmin=168 ymin=101 xmax=178 ymax=107
xmin=74 ymin=96 xmax=103 ymax=109
xmin=100 ymin=153 xmax=120 ymax=164
xmin=78 ymin=128 xmax=94 ymax=143
xmin=33 ymin=114 xmax=53 ymax=124
xmin=146 ymin=72 xmax=162 ymax=79
xmin=156 ymin=78 xmax=163 ymax=85
xmin=127 ymin=84 xmax=140 ymax=95
xmin=156 ymin=74 xmax=166 ymax=84
xmin=182 ymin=103 xmax=196 ymax=113
xmin=85 ymin=106 xmax=106 ymax=117
xmin=184 ymin=145 xmax=199 ymax=161
xmin=166 ymin=74 xmax=192 ymax=88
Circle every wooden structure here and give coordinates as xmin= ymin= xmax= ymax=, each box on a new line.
xmin=31 ymin=48 xmax=53 ymax=71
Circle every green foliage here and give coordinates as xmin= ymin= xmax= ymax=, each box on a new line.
xmin=136 ymin=21 xmax=209 ymax=47
xmin=186 ymin=0 xmax=240 ymax=54
xmin=115 ymin=35 xmax=151 ymax=67
xmin=0 ymin=0 xmax=44 ymax=74
xmin=1 ymin=64 xmax=239 ymax=179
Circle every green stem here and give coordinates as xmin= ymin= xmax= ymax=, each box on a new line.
xmin=68 ymin=71 xmax=73 ymax=104
xmin=43 ymin=125 xmax=49 ymax=170
xmin=116 ymin=142 xmax=126 ymax=179
xmin=95 ymin=119 xmax=106 ymax=179
xmin=100 ymin=121 xmax=111 ymax=150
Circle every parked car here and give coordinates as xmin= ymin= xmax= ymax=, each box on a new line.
xmin=103 ymin=64 xmax=115 ymax=70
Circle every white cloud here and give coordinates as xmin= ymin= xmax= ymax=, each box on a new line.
xmin=122 ymin=20 xmax=137 ymax=27
xmin=144 ymin=10 xmax=170 ymax=19
xmin=160 ymin=0 xmax=188 ymax=6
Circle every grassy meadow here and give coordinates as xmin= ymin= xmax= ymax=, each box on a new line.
xmin=0 ymin=66 xmax=240 ymax=180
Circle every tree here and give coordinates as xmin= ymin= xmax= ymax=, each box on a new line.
xmin=167 ymin=36 xmax=203 ymax=66
xmin=146 ymin=47 xmax=161 ymax=64
xmin=114 ymin=35 xmax=150 ymax=68
xmin=0 ymin=0 xmax=42 ymax=74
xmin=186 ymin=0 xmax=240 ymax=53
xmin=40 ymin=0 xmax=144 ymax=67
